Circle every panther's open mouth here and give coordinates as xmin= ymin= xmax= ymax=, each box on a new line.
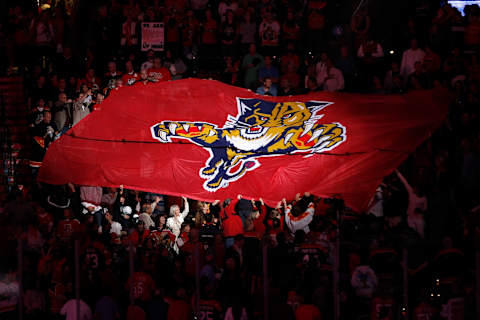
xmin=247 ymin=126 xmax=262 ymax=133
xmin=240 ymin=126 xmax=269 ymax=139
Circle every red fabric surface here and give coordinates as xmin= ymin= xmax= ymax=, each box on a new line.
xmin=38 ymin=79 xmax=448 ymax=211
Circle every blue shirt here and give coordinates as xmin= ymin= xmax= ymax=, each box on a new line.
xmin=256 ymin=85 xmax=278 ymax=96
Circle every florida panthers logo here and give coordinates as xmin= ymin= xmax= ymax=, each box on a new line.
xmin=151 ymin=98 xmax=346 ymax=191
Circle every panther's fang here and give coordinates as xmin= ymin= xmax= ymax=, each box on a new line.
xmin=159 ymin=131 xmax=168 ymax=141
xmin=307 ymin=129 xmax=324 ymax=143
xmin=168 ymin=123 xmax=177 ymax=134
xmin=284 ymin=132 xmax=294 ymax=145
xmin=301 ymin=122 xmax=314 ymax=137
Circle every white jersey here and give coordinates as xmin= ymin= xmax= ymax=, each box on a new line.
xmin=284 ymin=202 xmax=314 ymax=234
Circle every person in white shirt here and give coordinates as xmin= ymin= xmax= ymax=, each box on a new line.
xmin=395 ymin=170 xmax=427 ymax=237
xmin=357 ymin=39 xmax=384 ymax=60
xmin=141 ymin=49 xmax=155 ymax=71
xmin=283 ymin=194 xmax=315 ymax=235
xmin=259 ymin=12 xmax=281 ymax=47
xmin=368 ymin=186 xmax=384 ymax=217
xmin=0 ymin=271 xmax=19 ymax=314
xmin=138 ymin=205 xmax=155 ymax=230
xmin=105 ymin=211 xmax=122 ymax=236
xmin=60 ymin=298 xmax=92 ymax=320
xmin=316 ymin=59 xmax=345 ymax=92
xmin=315 ymin=52 xmax=329 ymax=77
xmin=400 ymin=38 xmax=425 ymax=80
xmin=224 ymin=306 xmax=248 ymax=320
xmin=167 ymin=197 xmax=189 ymax=238
xmin=121 ymin=15 xmax=137 ymax=46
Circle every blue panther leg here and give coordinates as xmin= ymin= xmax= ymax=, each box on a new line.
xmin=200 ymin=148 xmax=227 ymax=178
xmin=201 ymin=158 xmax=224 ymax=177
xmin=205 ymin=165 xmax=228 ymax=190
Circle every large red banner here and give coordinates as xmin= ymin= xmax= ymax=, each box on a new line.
xmin=38 ymin=79 xmax=448 ymax=211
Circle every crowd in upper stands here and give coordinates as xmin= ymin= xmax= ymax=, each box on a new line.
xmin=0 ymin=0 xmax=479 ymax=319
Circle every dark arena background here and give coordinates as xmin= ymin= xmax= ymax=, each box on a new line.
xmin=0 ymin=0 xmax=479 ymax=319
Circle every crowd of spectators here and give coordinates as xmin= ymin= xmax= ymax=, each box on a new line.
xmin=0 ymin=0 xmax=479 ymax=319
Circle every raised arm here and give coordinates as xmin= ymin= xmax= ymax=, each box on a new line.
xmin=395 ymin=169 xmax=413 ymax=194
xmin=283 ymin=199 xmax=294 ymax=232
xmin=258 ymin=198 xmax=267 ymax=220
xmin=180 ymin=196 xmax=189 ymax=219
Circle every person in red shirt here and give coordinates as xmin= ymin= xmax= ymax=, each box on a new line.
xmin=413 ymin=300 xmax=437 ymax=320
xmin=35 ymin=203 xmax=53 ymax=235
xmin=48 ymin=282 xmax=67 ymax=317
xmin=306 ymin=0 xmax=327 ymax=52
xmin=281 ymin=63 xmax=301 ymax=91
xmin=180 ymin=228 xmax=205 ymax=278
xmin=220 ymin=195 xmax=244 ymax=247
xmin=164 ymin=10 xmax=181 ymax=55
xmin=121 ymin=60 xmax=139 ymax=86
xmin=104 ymin=61 xmax=122 ymax=80
xmin=126 ymin=304 xmax=146 ymax=320
xmin=166 ymin=287 xmax=193 ymax=320
xmin=77 ymin=68 xmax=101 ymax=91
xmin=165 ymin=0 xmax=188 ymax=14
xmin=282 ymin=11 xmax=301 ymax=44
xmin=56 ymin=208 xmax=80 ymax=242
xmin=134 ymin=69 xmax=152 ymax=86
xmin=129 ymin=221 xmax=150 ymax=247
xmin=147 ymin=57 xmax=172 ymax=82
xmin=82 ymin=236 xmax=107 ymax=271
xmin=413 ymin=290 xmax=438 ymax=320
xmin=295 ymin=293 xmax=322 ymax=320
xmin=126 ymin=267 xmax=156 ymax=302
xmin=280 ymin=42 xmax=300 ymax=71
xmin=371 ymin=293 xmax=395 ymax=320
xmin=181 ymin=10 xmax=199 ymax=54
xmin=177 ymin=223 xmax=190 ymax=248
xmin=295 ymin=303 xmax=322 ymax=320
xmin=201 ymin=8 xmax=218 ymax=48
xmin=250 ymin=198 xmax=267 ymax=238
xmin=196 ymin=283 xmax=222 ymax=320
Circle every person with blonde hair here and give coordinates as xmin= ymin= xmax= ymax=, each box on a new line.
xmin=167 ymin=197 xmax=190 ymax=252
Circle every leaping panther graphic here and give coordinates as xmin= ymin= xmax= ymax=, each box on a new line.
xmin=151 ymin=98 xmax=346 ymax=191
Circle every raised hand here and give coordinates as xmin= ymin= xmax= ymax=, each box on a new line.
xmin=276 ymin=201 xmax=282 ymax=209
